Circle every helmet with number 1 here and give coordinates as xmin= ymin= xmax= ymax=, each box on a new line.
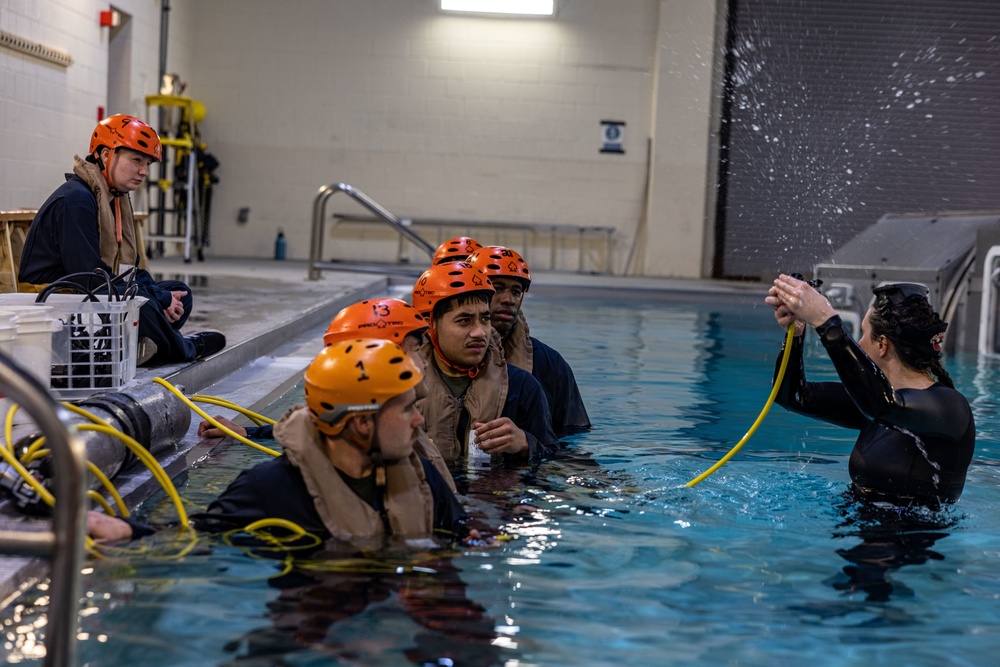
xmin=90 ymin=114 xmax=162 ymax=162
xmin=466 ymin=245 xmax=531 ymax=290
xmin=411 ymin=262 xmax=495 ymax=319
xmin=323 ymin=298 xmax=428 ymax=347
xmin=304 ymin=339 xmax=423 ymax=437
xmin=432 ymin=237 xmax=483 ymax=265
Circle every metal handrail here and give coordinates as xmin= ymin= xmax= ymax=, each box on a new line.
xmin=309 ymin=183 xmax=435 ymax=280
xmin=0 ymin=352 xmax=87 ymax=667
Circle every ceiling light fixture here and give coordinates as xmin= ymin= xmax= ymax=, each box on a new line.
xmin=440 ymin=0 xmax=555 ymax=17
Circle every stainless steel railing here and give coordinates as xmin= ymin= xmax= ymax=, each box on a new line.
xmin=0 ymin=353 xmax=87 ymax=667
xmin=309 ymin=183 xmax=435 ymax=280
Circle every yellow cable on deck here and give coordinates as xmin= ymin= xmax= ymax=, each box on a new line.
xmin=153 ymin=378 xmax=281 ymax=457
xmin=191 ymin=394 xmax=276 ymax=426
xmin=685 ymin=323 xmax=796 ymax=488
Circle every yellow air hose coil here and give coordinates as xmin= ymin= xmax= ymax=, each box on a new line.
xmin=685 ymin=323 xmax=796 ymax=488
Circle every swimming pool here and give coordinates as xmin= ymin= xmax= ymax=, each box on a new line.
xmin=4 ymin=292 xmax=1000 ymax=665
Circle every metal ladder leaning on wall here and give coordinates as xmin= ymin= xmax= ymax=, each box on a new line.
xmin=0 ymin=354 xmax=88 ymax=667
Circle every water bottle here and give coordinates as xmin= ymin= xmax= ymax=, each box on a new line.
xmin=274 ymin=228 xmax=286 ymax=260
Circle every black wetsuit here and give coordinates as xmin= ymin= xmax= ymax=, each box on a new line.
xmin=774 ymin=315 xmax=975 ymax=504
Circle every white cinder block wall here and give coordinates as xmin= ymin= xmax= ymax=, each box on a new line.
xmin=0 ymin=0 xmax=195 ymax=214
xmin=1 ymin=0 xmax=718 ymax=278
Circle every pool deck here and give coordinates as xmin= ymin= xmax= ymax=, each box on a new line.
xmin=0 ymin=256 xmax=764 ymax=607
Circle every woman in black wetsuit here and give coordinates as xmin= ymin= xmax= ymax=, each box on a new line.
xmin=765 ymin=275 xmax=975 ymax=505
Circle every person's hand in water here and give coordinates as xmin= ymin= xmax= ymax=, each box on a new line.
xmin=87 ymin=510 xmax=133 ymax=542
xmin=766 ymin=274 xmax=835 ymax=331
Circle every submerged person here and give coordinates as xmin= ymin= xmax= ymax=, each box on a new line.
xmin=766 ymin=275 xmax=975 ymax=505
xmin=467 ymin=245 xmax=591 ymax=436
xmin=89 ymin=339 xmax=478 ymax=546
xmin=19 ymin=114 xmax=226 ymax=364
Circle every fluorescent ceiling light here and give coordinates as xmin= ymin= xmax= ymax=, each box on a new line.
xmin=440 ymin=0 xmax=555 ymax=17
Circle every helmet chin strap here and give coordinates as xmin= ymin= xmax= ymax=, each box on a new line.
xmin=95 ymin=150 xmax=125 ymax=244
xmin=428 ymin=324 xmax=487 ymax=379
xmin=369 ymin=422 xmax=387 ymax=488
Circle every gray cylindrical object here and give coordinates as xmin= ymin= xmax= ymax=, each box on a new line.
xmin=9 ymin=383 xmax=191 ymax=488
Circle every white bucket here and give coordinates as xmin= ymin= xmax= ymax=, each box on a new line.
xmin=0 ymin=310 xmax=18 ymax=357
xmin=0 ymin=310 xmax=20 ymax=422
xmin=0 ymin=305 xmax=60 ymax=388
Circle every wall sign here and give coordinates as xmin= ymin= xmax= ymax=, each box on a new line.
xmin=600 ymin=120 xmax=625 ymax=154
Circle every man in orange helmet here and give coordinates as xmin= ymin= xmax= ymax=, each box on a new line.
xmin=432 ymin=237 xmax=483 ymax=265
xmin=89 ymin=340 xmax=478 ymax=546
xmin=19 ymin=114 xmax=225 ymax=364
xmin=467 ymin=246 xmax=591 ymax=436
xmin=411 ymin=262 xmax=557 ymax=465
xmin=199 ymin=298 xmax=457 ymax=491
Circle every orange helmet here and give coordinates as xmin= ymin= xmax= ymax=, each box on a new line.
xmin=466 ymin=245 xmax=531 ymax=289
xmin=411 ymin=262 xmax=495 ymax=318
xmin=432 ymin=237 xmax=483 ymax=265
xmin=323 ymin=298 xmax=428 ymax=347
xmin=90 ymin=114 xmax=162 ymax=162
xmin=304 ymin=339 xmax=423 ymax=437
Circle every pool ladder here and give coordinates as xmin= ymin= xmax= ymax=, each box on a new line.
xmin=308 ymin=183 xmax=436 ymax=281
xmin=0 ymin=353 xmax=87 ymax=667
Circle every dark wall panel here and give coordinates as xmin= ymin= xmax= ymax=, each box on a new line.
xmin=717 ymin=0 xmax=1000 ymax=279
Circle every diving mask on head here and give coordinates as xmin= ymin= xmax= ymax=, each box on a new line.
xmin=873 ymin=282 xmax=929 ymax=305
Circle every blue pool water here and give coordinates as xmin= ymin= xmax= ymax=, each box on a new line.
xmin=5 ymin=293 xmax=1000 ymax=665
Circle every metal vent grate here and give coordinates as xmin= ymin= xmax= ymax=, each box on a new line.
xmin=0 ymin=29 xmax=73 ymax=67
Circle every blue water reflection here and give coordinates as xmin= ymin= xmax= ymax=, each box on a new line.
xmin=5 ymin=294 xmax=1000 ymax=666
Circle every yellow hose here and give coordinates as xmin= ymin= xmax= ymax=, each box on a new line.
xmin=20 ymin=447 xmax=129 ymax=518
xmin=191 ymin=394 xmax=276 ymax=426
xmin=0 ymin=438 xmax=54 ymax=507
xmin=75 ymin=422 xmax=190 ymax=527
xmin=4 ymin=403 xmax=17 ymax=454
xmin=153 ymin=378 xmax=281 ymax=457
xmin=685 ymin=323 xmax=796 ymax=488
xmin=88 ymin=490 xmax=115 ymax=516
xmin=20 ymin=435 xmax=47 ymax=463
xmin=87 ymin=461 xmax=129 ymax=517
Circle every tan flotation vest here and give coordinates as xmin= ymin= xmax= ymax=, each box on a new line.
xmin=274 ymin=405 xmax=435 ymax=542
xmin=502 ymin=310 xmax=534 ymax=372
xmin=416 ymin=338 xmax=508 ymax=462
xmin=414 ymin=429 xmax=457 ymax=493
xmin=72 ymin=156 xmax=149 ymax=274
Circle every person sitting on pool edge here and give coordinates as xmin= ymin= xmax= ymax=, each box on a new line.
xmin=467 ymin=245 xmax=591 ymax=437
xmin=18 ymin=114 xmax=225 ymax=364
xmin=766 ymin=275 xmax=975 ymax=505
xmin=88 ymin=339 xmax=480 ymax=546
xmin=198 ymin=298 xmax=457 ymax=492
xmin=411 ymin=261 xmax=558 ymax=464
